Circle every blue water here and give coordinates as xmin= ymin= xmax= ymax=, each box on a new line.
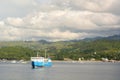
xmin=0 ymin=62 xmax=120 ymax=80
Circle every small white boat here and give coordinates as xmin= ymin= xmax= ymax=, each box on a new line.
xmin=11 ymin=60 xmax=17 ymax=63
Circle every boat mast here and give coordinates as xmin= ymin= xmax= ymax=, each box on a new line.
xmin=45 ymin=49 xmax=46 ymax=58
xmin=37 ymin=52 xmax=39 ymax=57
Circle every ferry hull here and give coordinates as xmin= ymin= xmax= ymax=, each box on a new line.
xmin=32 ymin=61 xmax=52 ymax=67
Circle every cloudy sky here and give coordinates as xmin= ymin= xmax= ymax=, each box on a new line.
xmin=0 ymin=0 xmax=120 ymax=41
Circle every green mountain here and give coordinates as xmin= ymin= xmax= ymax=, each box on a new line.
xmin=0 ymin=35 xmax=120 ymax=61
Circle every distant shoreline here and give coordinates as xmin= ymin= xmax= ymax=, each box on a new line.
xmin=1 ymin=59 xmax=120 ymax=63
xmin=52 ymin=60 xmax=120 ymax=63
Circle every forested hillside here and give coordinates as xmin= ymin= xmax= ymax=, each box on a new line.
xmin=0 ymin=39 xmax=120 ymax=61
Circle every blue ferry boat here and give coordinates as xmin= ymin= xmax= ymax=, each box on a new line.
xmin=31 ymin=57 xmax=52 ymax=68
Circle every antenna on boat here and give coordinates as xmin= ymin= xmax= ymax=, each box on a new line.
xmin=37 ymin=51 xmax=39 ymax=57
xmin=45 ymin=49 xmax=47 ymax=58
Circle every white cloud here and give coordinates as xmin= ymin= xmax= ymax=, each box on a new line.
xmin=80 ymin=0 xmax=114 ymax=11
xmin=42 ymin=0 xmax=115 ymax=11
xmin=47 ymin=30 xmax=79 ymax=40
xmin=6 ymin=17 xmax=24 ymax=26
xmin=7 ymin=10 xmax=119 ymax=30
xmin=0 ymin=21 xmax=5 ymax=26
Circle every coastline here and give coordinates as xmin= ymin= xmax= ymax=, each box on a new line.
xmin=1 ymin=59 xmax=120 ymax=64
xmin=52 ymin=60 xmax=120 ymax=63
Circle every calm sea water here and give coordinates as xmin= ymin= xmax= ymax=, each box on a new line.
xmin=0 ymin=61 xmax=120 ymax=80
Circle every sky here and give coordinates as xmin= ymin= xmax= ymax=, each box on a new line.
xmin=0 ymin=0 xmax=120 ymax=41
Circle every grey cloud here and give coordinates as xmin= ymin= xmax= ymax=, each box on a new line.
xmin=3 ymin=9 xmax=119 ymax=41
xmin=107 ymin=1 xmax=120 ymax=15
xmin=0 ymin=0 xmax=120 ymax=41
xmin=0 ymin=0 xmax=36 ymax=18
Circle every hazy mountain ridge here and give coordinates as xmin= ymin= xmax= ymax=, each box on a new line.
xmin=102 ymin=35 xmax=120 ymax=40
xmin=0 ymin=35 xmax=120 ymax=45
xmin=82 ymin=35 xmax=120 ymax=42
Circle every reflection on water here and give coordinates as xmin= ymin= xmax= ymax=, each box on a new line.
xmin=0 ymin=62 xmax=120 ymax=80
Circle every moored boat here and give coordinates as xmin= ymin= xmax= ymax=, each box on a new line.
xmin=31 ymin=57 xmax=52 ymax=68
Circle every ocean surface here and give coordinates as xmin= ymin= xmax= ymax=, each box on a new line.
xmin=0 ymin=61 xmax=120 ymax=80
